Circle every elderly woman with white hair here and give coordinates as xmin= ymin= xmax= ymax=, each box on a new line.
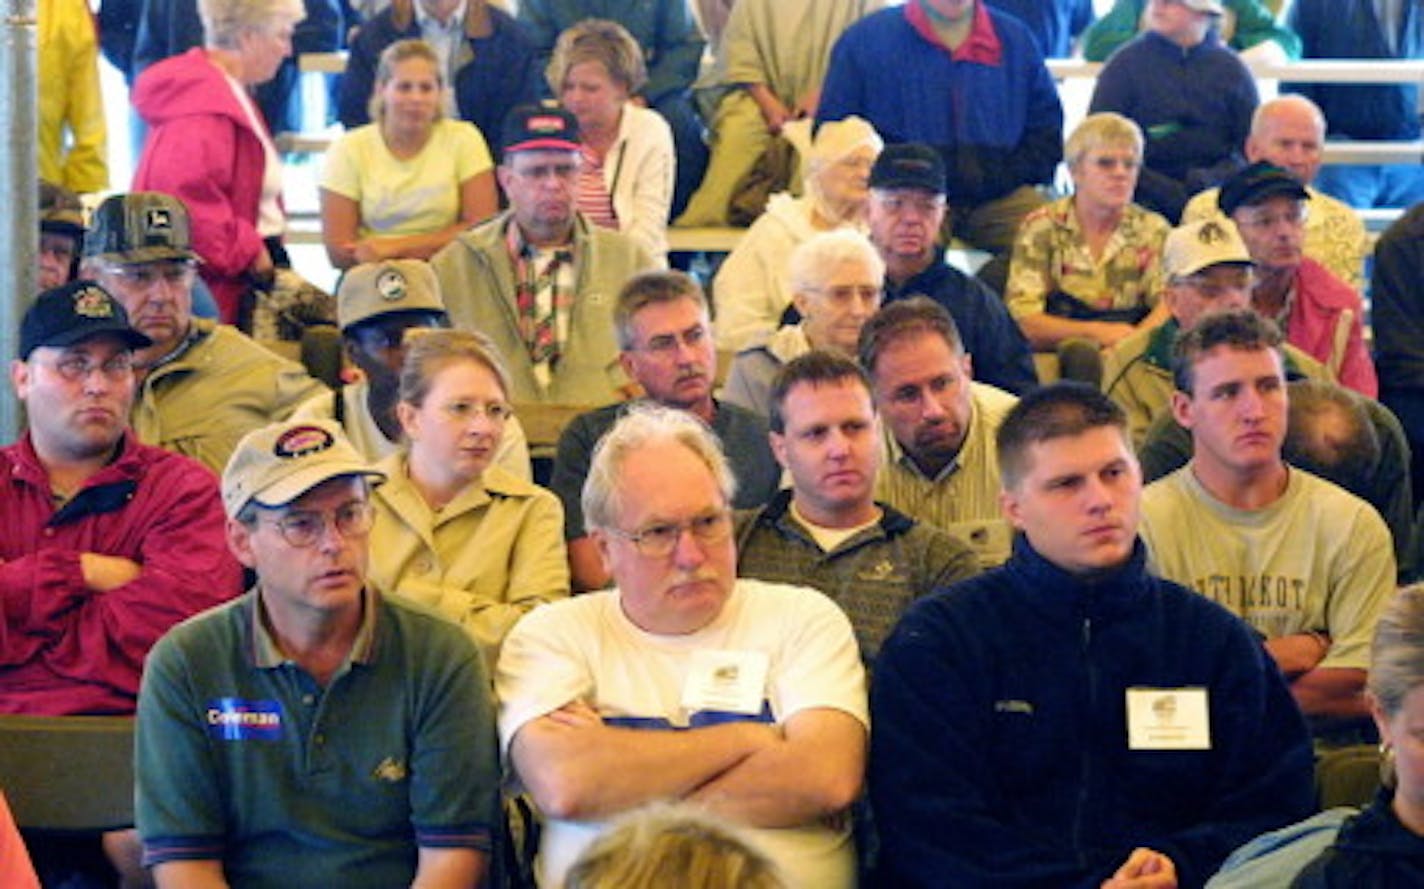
xmin=131 ymin=0 xmax=305 ymax=325
xmin=713 ymin=115 xmax=883 ymax=352
xmin=722 ymin=228 xmax=884 ymax=418
xmin=1004 ymin=112 xmax=1172 ymax=357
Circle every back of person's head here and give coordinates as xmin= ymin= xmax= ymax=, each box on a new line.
xmin=564 ymin=803 xmax=787 ymax=889
xmin=546 ymin=18 xmax=647 ymax=95
xmin=199 ymin=0 xmax=304 ymax=49
xmin=857 ymin=296 xmax=964 ymax=380
xmin=612 ymin=270 xmax=707 ymax=350
xmin=1065 ymin=112 xmax=1144 ymax=167
xmin=788 ymin=228 xmax=885 ymax=296
xmin=581 ymin=403 xmax=736 ymax=532
xmin=398 ymin=328 xmax=512 ymax=408
xmin=768 ymin=350 xmax=872 ymax=435
xmin=370 ymin=39 xmax=444 ymax=123
xmin=1283 ymin=379 xmax=1380 ymax=494
xmin=1171 ymin=308 xmax=1283 ymax=395
xmin=997 ymin=382 xmax=1129 ymax=491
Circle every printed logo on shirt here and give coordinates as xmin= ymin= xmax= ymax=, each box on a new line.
xmin=372 ymin=756 xmax=408 ymax=783
xmin=994 ymin=699 xmax=1034 ymax=716
xmin=206 ymin=698 xmax=283 ymax=741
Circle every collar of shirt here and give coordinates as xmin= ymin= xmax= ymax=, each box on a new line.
xmin=906 ymin=0 xmax=1003 ymax=65
xmin=249 ymin=585 xmax=380 ymax=671
xmin=414 ymin=0 xmax=468 ymax=34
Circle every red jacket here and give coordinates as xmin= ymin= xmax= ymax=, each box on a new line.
xmin=0 ymin=432 xmax=242 ymax=715
xmin=132 ymin=48 xmax=268 ymax=323
xmin=1289 ymin=257 xmax=1379 ymax=398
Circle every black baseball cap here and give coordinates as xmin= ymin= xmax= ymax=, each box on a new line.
xmin=1217 ymin=162 xmax=1311 ymax=216
xmin=19 ymin=280 xmax=153 ymax=359
xmin=869 ymin=143 xmax=947 ymax=193
xmin=501 ymin=102 xmax=581 ymax=156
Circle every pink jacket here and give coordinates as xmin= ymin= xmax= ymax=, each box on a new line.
xmin=1289 ymin=257 xmax=1378 ymax=398
xmin=0 ymin=433 xmax=242 ymax=715
xmin=132 ymin=48 xmax=269 ymax=323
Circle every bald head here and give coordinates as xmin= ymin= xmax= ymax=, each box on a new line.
xmin=1246 ymin=96 xmax=1326 ymax=185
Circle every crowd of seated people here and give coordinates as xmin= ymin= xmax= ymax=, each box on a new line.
xmin=18 ymin=0 xmax=1424 ymax=885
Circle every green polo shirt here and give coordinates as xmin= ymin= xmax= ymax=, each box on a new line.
xmin=136 ymin=587 xmax=498 ymax=888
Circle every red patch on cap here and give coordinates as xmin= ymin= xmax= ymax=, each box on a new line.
xmin=273 ymin=425 xmax=335 ymax=459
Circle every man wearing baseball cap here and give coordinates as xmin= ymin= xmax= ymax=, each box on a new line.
xmin=867 ymin=143 xmax=1037 ymax=396
xmin=292 ymin=258 xmax=534 ymax=478
xmin=1219 ymin=161 xmax=1378 ymax=398
xmin=37 ymin=180 xmax=86 ymax=291
xmin=136 ymin=419 xmax=500 ymax=888
xmin=81 ymin=191 xmax=326 ymax=475
xmin=431 ymin=101 xmax=657 ymax=406
xmin=1 ymin=280 xmax=241 ymax=717
xmin=1104 ymin=217 xmax=1331 ymax=447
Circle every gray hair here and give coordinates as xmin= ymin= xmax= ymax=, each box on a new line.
xmin=199 ymin=0 xmax=304 ymax=49
xmin=1251 ymin=94 xmax=1326 ymax=141
xmin=546 ymin=18 xmax=647 ymax=97
xmin=788 ymin=229 xmax=885 ymax=296
xmin=613 ymin=270 xmax=708 ymax=351
xmin=581 ymin=404 xmax=736 ymax=532
xmin=1065 ymin=112 xmax=1143 ymax=169
xmin=1370 ymin=583 xmax=1424 ymax=718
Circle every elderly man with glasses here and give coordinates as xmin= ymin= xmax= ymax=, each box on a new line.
xmin=498 ymin=403 xmax=868 ymax=889
xmin=81 ymin=192 xmax=326 ymax=475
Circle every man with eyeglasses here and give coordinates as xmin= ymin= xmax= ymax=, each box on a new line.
xmin=733 ymin=350 xmax=978 ymax=670
xmin=498 ymin=404 xmax=867 ymax=888
xmin=136 ymin=418 xmax=501 ymax=888
xmin=867 ymin=144 xmax=1037 ymax=396
xmin=80 ymin=192 xmax=326 ymax=475
xmin=1104 ymin=218 xmax=1332 ymax=448
xmin=550 ymin=270 xmax=781 ymax=591
xmin=292 ymin=258 xmax=533 ymax=479
xmin=1 ymin=280 xmax=241 ymax=715
xmin=1 ymin=281 xmax=241 ymax=885
xmin=431 ymin=102 xmax=657 ymax=406
xmin=1218 ymin=162 xmax=1377 ymax=398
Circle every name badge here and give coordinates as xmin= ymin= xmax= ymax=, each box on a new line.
xmin=681 ymin=649 xmax=770 ymax=716
xmin=1126 ymin=687 xmax=1210 ymax=751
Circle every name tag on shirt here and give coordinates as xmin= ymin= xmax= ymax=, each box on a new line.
xmin=1126 ymin=687 xmax=1211 ymax=750
xmin=681 ymin=649 xmax=769 ymax=716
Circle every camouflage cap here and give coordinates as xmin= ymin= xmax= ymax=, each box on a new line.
xmin=84 ymin=192 xmax=200 ymax=265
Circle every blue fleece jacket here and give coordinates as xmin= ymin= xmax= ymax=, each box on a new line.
xmin=871 ymin=537 xmax=1315 ymax=889
xmin=817 ymin=3 xmax=1063 ymax=204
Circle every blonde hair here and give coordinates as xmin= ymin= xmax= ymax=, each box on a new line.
xmin=546 ymin=18 xmax=647 ymax=97
xmin=398 ymin=329 xmax=511 ymax=408
xmin=369 ymin=39 xmax=445 ymax=125
xmin=1065 ymin=112 xmax=1144 ymax=168
xmin=565 ymin=803 xmax=786 ymax=889
xmin=199 ymin=0 xmax=304 ymax=49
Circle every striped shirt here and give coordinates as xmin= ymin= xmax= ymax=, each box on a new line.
xmin=576 ymin=145 xmax=619 ymax=231
xmin=874 ymin=382 xmax=1018 ymax=568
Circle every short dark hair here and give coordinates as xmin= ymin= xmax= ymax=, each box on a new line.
xmin=997 ymin=382 xmax=1127 ymax=490
xmin=767 ymin=350 xmax=871 ymax=434
xmin=1172 ymin=309 xmax=1284 ymax=395
xmin=613 ymin=270 xmax=707 ymax=350
xmin=857 ymin=296 xmax=964 ymax=380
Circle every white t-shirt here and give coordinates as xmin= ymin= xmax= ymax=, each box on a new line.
xmin=496 ymin=578 xmax=868 ymax=889
xmin=321 ymin=118 xmax=492 ymax=238
xmin=1140 ymin=466 xmax=1396 ymax=670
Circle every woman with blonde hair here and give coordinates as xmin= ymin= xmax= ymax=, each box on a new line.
xmin=369 ymin=329 xmax=568 ymax=667
xmin=132 ymin=0 xmax=307 ymax=323
xmin=565 ymin=803 xmax=787 ymax=889
xmin=547 ymin=19 xmax=675 ymax=265
xmin=321 ymin=38 xmax=499 ymax=270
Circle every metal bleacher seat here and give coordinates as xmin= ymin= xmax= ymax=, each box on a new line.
xmin=0 ymin=715 xmax=136 ymax=832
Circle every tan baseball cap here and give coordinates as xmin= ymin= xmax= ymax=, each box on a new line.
xmin=336 ymin=260 xmax=447 ymax=331
xmin=221 ymin=419 xmax=387 ymax=517
xmin=1163 ymin=219 xmax=1253 ymax=279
